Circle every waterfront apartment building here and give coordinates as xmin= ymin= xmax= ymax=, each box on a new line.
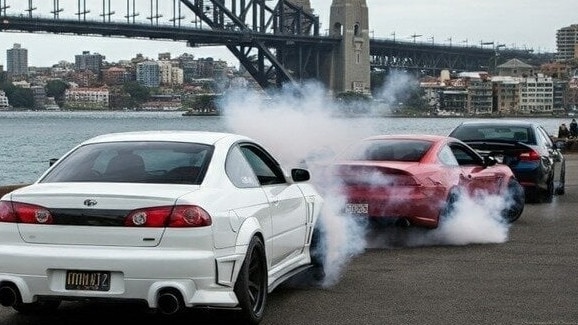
xmin=65 ymin=87 xmax=110 ymax=109
xmin=492 ymin=77 xmax=521 ymax=115
xmin=136 ymin=61 xmax=160 ymax=88
xmin=0 ymin=90 xmax=9 ymax=109
xmin=519 ymin=75 xmax=554 ymax=114
xmin=465 ymin=77 xmax=493 ymax=115
xmin=75 ymin=51 xmax=104 ymax=74
xmin=6 ymin=43 xmax=28 ymax=78
xmin=556 ymin=24 xmax=578 ymax=61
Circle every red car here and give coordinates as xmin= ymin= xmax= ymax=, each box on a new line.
xmin=327 ymin=135 xmax=524 ymax=228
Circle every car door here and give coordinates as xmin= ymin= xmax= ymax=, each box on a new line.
xmin=449 ymin=142 xmax=504 ymax=195
xmin=239 ymin=143 xmax=309 ymax=267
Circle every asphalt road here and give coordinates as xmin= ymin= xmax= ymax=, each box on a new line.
xmin=1 ymin=156 xmax=577 ymax=325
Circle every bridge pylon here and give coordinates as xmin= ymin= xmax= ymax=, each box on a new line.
xmin=323 ymin=0 xmax=371 ymax=95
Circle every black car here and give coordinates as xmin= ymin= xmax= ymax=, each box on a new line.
xmin=449 ymin=120 xmax=565 ymax=203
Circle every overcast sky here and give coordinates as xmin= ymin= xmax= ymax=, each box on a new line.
xmin=1 ymin=0 xmax=576 ymax=68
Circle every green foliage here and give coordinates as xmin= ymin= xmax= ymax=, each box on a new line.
xmin=336 ymin=91 xmax=371 ymax=102
xmin=1 ymin=83 xmax=34 ymax=108
xmin=122 ymin=81 xmax=150 ymax=107
xmin=45 ymin=80 xmax=69 ymax=106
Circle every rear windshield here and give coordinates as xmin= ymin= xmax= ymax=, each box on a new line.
xmin=450 ymin=125 xmax=536 ymax=145
xmin=41 ymin=141 xmax=214 ymax=184
xmin=341 ymin=139 xmax=432 ymax=162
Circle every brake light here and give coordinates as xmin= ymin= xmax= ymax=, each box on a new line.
xmin=0 ymin=201 xmax=53 ymax=224
xmin=519 ymin=150 xmax=541 ymax=161
xmin=124 ymin=205 xmax=212 ymax=227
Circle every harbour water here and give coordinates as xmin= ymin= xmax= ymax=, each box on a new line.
xmin=0 ymin=110 xmax=568 ymax=185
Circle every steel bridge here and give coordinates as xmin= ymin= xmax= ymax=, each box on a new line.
xmin=0 ymin=0 xmax=535 ymax=90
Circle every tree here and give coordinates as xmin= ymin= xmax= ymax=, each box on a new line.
xmin=122 ymin=81 xmax=150 ymax=108
xmin=45 ymin=79 xmax=69 ymax=106
xmin=2 ymin=83 xmax=34 ymax=108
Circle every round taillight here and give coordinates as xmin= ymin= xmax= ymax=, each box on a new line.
xmin=35 ymin=209 xmax=51 ymax=224
xmin=131 ymin=212 xmax=147 ymax=226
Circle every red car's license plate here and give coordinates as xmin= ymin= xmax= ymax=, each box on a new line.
xmin=65 ymin=270 xmax=111 ymax=291
xmin=345 ymin=203 xmax=369 ymax=215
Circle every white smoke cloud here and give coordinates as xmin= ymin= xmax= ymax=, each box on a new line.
xmin=220 ymin=81 xmax=514 ymax=288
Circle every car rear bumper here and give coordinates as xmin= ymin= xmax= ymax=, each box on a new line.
xmin=513 ymin=164 xmax=548 ymax=192
xmin=0 ymin=243 xmax=243 ymax=309
xmin=345 ymin=186 xmax=446 ymax=228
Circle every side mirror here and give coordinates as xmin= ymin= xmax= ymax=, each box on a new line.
xmin=483 ymin=156 xmax=497 ymax=167
xmin=291 ymin=168 xmax=310 ymax=182
xmin=49 ymin=158 xmax=59 ymax=166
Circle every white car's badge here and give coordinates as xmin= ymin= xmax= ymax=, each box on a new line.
xmin=83 ymin=199 xmax=98 ymax=207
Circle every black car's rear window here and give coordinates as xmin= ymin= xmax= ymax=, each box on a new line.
xmin=342 ymin=139 xmax=432 ymax=162
xmin=450 ymin=125 xmax=537 ymax=145
xmin=41 ymin=141 xmax=214 ymax=184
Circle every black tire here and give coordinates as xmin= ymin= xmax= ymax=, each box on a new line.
xmin=13 ymin=300 xmax=61 ymax=314
xmin=502 ymin=179 xmax=524 ymax=223
xmin=541 ymin=176 xmax=554 ymax=203
xmin=439 ymin=189 xmax=460 ymax=226
xmin=234 ymin=236 xmax=267 ymax=325
xmin=555 ymin=161 xmax=566 ymax=195
xmin=308 ymin=228 xmax=326 ymax=283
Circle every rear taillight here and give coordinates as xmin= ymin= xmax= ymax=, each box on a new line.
xmin=0 ymin=201 xmax=53 ymax=224
xmin=124 ymin=205 xmax=212 ymax=228
xmin=519 ymin=150 xmax=541 ymax=161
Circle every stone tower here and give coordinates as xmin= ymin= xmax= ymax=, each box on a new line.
xmin=325 ymin=0 xmax=370 ymax=95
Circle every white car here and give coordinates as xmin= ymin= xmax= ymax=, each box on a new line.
xmin=0 ymin=131 xmax=323 ymax=324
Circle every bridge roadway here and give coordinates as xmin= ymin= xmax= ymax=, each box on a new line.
xmin=1 ymin=154 xmax=576 ymax=324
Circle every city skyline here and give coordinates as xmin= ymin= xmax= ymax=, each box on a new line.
xmin=0 ymin=0 xmax=576 ymax=68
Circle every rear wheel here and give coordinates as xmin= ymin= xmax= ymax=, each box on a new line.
xmin=439 ymin=189 xmax=460 ymax=226
xmin=541 ymin=176 xmax=554 ymax=203
xmin=234 ymin=236 xmax=267 ymax=325
xmin=502 ymin=179 xmax=524 ymax=223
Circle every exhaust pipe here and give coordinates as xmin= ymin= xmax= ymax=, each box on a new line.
xmin=157 ymin=290 xmax=183 ymax=315
xmin=0 ymin=285 xmax=19 ymax=307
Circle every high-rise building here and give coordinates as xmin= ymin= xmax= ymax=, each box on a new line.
xmin=6 ymin=43 xmax=28 ymax=78
xmin=75 ymin=51 xmax=105 ymax=74
xmin=136 ymin=61 xmax=160 ymax=88
xmin=556 ymin=24 xmax=578 ymax=61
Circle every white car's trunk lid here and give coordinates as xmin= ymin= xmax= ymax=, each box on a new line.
xmin=10 ymin=183 xmax=200 ymax=247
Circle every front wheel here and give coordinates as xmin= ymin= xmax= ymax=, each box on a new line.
xmin=234 ymin=236 xmax=267 ymax=325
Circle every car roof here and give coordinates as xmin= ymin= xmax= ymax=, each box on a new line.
xmin=364 ymin=134 xmax=449 ymax=142
xmin=81 ymin=131 xmax=251 ymax=146
xmin=456 ymin=120 xmax=538 ymax=127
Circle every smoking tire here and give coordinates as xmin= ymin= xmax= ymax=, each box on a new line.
xmin=234 ymin=236 xmax=267 ymax=325
xmin=502 ymin=179 xmax=524 ymax=223
xmin=439 ymin=189 xmax=460 ymax=225
xmin=309 ymin=227 xmax=326 ymax=283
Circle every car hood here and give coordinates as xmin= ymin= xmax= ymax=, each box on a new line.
xmin=7 ymin=182 xmax=201 ymax=247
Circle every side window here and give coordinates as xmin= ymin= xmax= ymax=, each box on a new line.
xmin=240 ymin=145 xmax=286 ymax=186
xmin=438 ymin=145 xmax=458 ymax=166
xmin=225 ymin=146 xmax=260 ymax=188
xmin=537 ymin=126 xmax=554 ymax=148
xmin=450 ymin=144 xmax=482 ymax=166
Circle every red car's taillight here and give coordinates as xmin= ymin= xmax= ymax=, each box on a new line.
xmin=519 ymin=150 xmax=541 ymax=161
xmin=124 ymin=205 xmax=212 ymax=228
xmin=0 ymin=201 xmax=53 ymax=224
